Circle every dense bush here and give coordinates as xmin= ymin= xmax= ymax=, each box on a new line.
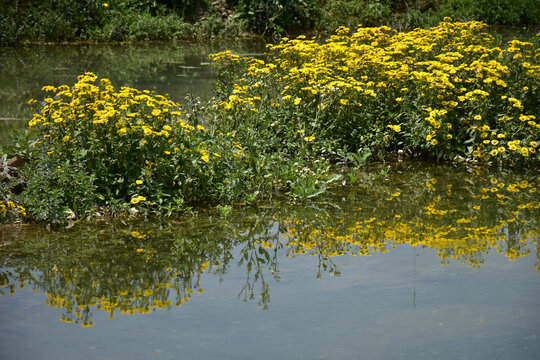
xmin=440 ymin=0 xmax=540 ymax=26
xmin=94 ymin=10 xmax=190 ymax=41
xmin=0 ymin=0 xmax=242 ymax=45
xmin=1 ymin=0 xmax=538 ymax=45
xmin=316 ymin=0 xmax=393 ymax=29
xmin=231 ymin=0 xmax=318 ymax=36
xmin=210 ymin=20 xmax=540 ymax=165
xmin=0 ymin=0 xmax=105 ymax=43
xmin=6 ymin=68 xmax=336 ymax=223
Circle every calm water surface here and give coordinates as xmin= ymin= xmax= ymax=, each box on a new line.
xmin=1 ymin=163 xmax=539 ymax=360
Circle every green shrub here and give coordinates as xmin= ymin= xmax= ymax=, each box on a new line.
xmin=0 ymin=0 xmax=106 ymax=43
xmin=316 ymin=0 xmax=392 ymax=29
xmin=98 ymin=10 xmax=190 ymax=41
xmin=232 ymin=0 xmax=319 ymax=36
xmin=440 ymin=0 xmax=540 ymax=25
xmin=20 ymin=159 xmax=98 ymax=223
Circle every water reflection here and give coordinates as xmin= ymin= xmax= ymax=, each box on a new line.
xmin=0 ymin=164 xmax=538 ymax=326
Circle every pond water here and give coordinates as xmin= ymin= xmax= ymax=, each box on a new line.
xmin=1 ymin=163 xmax=539 ymax=360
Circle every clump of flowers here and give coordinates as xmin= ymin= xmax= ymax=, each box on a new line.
xmin=0 ymin=200 xmax=26 ymax=223
xmin=20 ymin=72 xmax=246 ymax=220
xmin=210 ymin=19 xmax=539 ymax=165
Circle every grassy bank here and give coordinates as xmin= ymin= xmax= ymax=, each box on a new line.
xmin=1 ymin=1 xmax=539 ymax=45
xmin=1 ymin=20 xmax=539 ymax=225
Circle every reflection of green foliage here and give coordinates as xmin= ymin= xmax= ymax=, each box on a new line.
xmin=0 ymin=221 xmax=241 ymax=326
xmin=0 ymin=164 xmax=538 ymax=325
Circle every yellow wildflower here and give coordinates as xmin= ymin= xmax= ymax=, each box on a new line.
xmin=130 ymin=195 xmax=146 ymax=204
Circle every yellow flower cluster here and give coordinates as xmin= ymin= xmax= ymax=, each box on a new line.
xmin=0 ymin=200 xmax=26 ymax=217
xmin=211 ymin=19 xmax=539 ymax=164
xmin=26 ymin=72 xmax=245 ymax=209
xmin=30 ymin=73 xmax=195 ymax=140
xmin=130 ymin=195 xmax=147 ymax=204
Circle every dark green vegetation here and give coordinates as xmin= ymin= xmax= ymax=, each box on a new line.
xmin=1 ymin=0 xmax=539 ymax=45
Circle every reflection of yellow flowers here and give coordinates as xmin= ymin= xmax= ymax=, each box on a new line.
xmin=6 ymin=167 xmax=538 ymax=328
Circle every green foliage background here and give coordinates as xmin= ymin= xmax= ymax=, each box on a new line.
xmin=1 ymin=0 xmax=539 ymax=45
